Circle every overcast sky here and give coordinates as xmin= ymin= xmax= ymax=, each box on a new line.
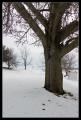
xmin=3 ymin=33 xmax=78 ymax=69
xmin=3 ymin=34 xmax=44 ymax=68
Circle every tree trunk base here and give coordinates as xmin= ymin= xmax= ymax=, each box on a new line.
xmin=44 ymin=49 xmax=64 ymax=95
xmin=44 ymin=86 xmax=65 ymax=95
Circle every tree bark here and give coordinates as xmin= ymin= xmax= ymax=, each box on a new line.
xmin=44 ymin=52 xmax=50 ymax=90
xmin=44 ymin=48 xmax=64 ymax=94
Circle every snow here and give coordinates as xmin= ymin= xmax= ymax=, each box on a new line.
xmin=67 ymin=70 xmax=78 ymax=81
xmin=3 ymin=68 xmax=79 ymax=118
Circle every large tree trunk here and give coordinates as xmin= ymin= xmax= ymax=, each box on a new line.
xmin=44 ymin=49 xmax=64 ymax=94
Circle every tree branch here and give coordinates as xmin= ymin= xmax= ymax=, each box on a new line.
xmin=24 ymin=2 xmax=48 ymax=28
xmin=61 ymin=36 xmax=79 ymax=57
xmin=13 ymin=2 xmax=46 ymax=48
xmin=58 ymin=20 xmax=79 ymax=42
xmin=16 ymin=27 xmax=30 ymax=46
xmin=38 ymin=9 xmax=49 ymax=12
xmin=49 ymin=2 xmax=71 ymax=41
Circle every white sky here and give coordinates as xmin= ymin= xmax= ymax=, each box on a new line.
xmin=3 ymin=33 xmax=78 ymax=68
xmin=3 ymin=34 xmax=44 ymax=68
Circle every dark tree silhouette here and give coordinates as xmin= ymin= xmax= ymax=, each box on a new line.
xmin=3 ymin=46 xmax=17 ymax=69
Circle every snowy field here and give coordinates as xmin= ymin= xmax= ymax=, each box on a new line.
xmin=2 ymin=68 xmax=79 ymax=118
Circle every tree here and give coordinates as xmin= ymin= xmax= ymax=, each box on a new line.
xmin=20 ymin=47 xmax=32 ymax=70
xmin=61 ymin=54 xmax=75 ymax=76
xmin=3 ymin=46 xmax=17 ymax=69
xmin=2 ymin=45 xmax=9 ymax=62
xmin=2 ymin=2 xmax=79 ymax=94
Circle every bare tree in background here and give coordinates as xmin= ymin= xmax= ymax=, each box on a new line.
xmin=61 ymin=54 xmax=75 ymax=76
xmin=20 ymin=47 xmax=32 ymax=70
xmin=2 ymin=2 xmax=79 ymax=94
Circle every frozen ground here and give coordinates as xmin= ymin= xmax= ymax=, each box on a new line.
xmin=2 ymin=68 xmax=79 ymax=118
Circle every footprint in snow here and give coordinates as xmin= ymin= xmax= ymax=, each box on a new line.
xmin=72 ymin=98 xmax=77 ymax=100
xmin=42 ymin=108 xmax=46 ymax=110
xmin=48 ymin=99 xmax=51 ymax=102
xmin=42 ymin=103 xmax=45 ymax=106
xmin=42 ymin=103 xmax=46 ymax=110
xmin=58 ymin=104 xmax=62 ymax=107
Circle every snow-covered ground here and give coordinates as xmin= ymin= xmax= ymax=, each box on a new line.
xmin=2 ymin=68 xmax=79 ymax=118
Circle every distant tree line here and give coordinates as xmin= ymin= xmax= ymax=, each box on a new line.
xmin=2 ymin=45 xmax=17 ymax=69
xmin=2 ymin=45 xmax=32 ymax=70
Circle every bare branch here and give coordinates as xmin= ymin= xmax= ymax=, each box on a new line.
xmin=49 ymin=2 xmax=71 ymax=41
xmin=16 ymin=27 xmax=30 ymax=46
xmin=13 ymin=2 xmax=46 ymax=48
xmin=29 ymin=39 xmax=41 ymax=46
xmin=38 ymin=9 xmax=49 ymax=12
xmin=2 ymin=2 xmax=13 ymax=33
xmin=58 ymin=20 xmax=79 ymax=42
xmin=61 ymin=36 xmax=79 ymax=57
xmin=24 ymin=2 xmax=48 ymax=28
